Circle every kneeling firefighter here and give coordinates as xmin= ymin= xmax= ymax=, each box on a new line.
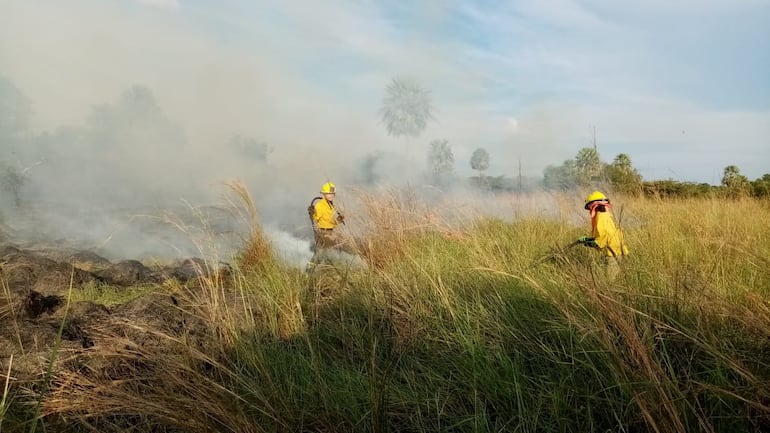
xmin=576 ymin=190 xmax=629 ymax=279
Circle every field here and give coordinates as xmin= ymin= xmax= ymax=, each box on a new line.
xmin=1 ymin=188 xmax=769 ymax=433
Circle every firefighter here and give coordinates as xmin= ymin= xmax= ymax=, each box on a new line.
xmin=577 ymin=190 xmax=628 ymax=279
xmin=306 ymin=181 xmax=345 ymax=270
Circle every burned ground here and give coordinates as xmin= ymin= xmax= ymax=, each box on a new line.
xmin=0 ymin=241 xmax=232 ymax=386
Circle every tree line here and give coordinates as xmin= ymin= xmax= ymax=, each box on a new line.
xmin=0 ymin=75 xmax=270 ymax=207
xmin=3 ymin=74 xmax=768 ymax=204
xmin=379 ymin=76 xmax=769 ymax=198
xmin=540 ymin=147 xmax=770 ymax=198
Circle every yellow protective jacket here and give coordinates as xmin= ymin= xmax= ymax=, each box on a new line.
xmin=592 ymin=211 xmax=629 ymax=257
xmin=313 ymin=198 xmax=338 ymax=230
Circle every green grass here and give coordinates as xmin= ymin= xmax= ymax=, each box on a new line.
xmin=70 ymin=281 xmax=157 ymax=307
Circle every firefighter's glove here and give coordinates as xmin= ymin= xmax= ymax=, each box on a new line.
xmin=307 ymin=206 xmax=315 ymax=218
xmin=578 ymin=236 xmax=598 ymax=248
xmin=336 ymin=213 xmax=345 ymax=223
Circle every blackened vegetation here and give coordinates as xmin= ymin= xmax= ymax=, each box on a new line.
xmin=1 ymin=242 xmax=230 ymax=383
xmin=24 ymin=290 xmax=62 ymax=318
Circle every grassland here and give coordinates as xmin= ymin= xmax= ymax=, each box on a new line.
xmin=2 ymin=190 xmax=769 ymax=433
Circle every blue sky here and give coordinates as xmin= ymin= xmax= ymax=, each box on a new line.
xmin=1 ymin=0 xmax=768 ymax=184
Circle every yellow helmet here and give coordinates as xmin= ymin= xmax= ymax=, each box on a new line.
xmin=320 ymin=182 xmax=336 ymax=194
xmin=584 ymin=190 xmax=608 ymax=209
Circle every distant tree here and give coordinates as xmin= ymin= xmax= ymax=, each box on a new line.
xmin=605 ymin=153 xmax=642 ymax=193
xmin=358 ymin=151 xmax=384 ymax=185
xmin=0 ymin=77 xmax=36 ymax=205
xmin=44 ymin=85 xmax=188 ymax=202
xmin=85 ymin=86 xmax=178 ymax=154
xmin=485 ymin=175 xmax=518 ymax=192
xmin=380 ymin=77 xmax=434 ymax=138
xmin=543 ymin=160 xmax=578 ymax=190
xmin=380 ymin=77 xmax=434 ymax=160
xmin=721 ymin=165 xmax=750 ymax=196
xmin=88 ymin=86 xmax=162 ymax=132
xmin=0 ymin=76 xmax=34 ymax=183
xmin=0 ymin=161 xmax=25 ymax=206
xmin=575 ymin=147 xmax=602 ymax=186
xmin=470 ymin=147 xmax=490 ymax=179
xmin=0 ymin=75 xmax=30 ymax=148
xmin=642 ymin=180 xmax=716 ymax=198
xmin=228 ymin=135 xmax=270 ymax=162
xmin=427 ymin=139 xmax=454 ymax=185
xmin=542 ymin=147 xmax=608 ymax=190
xmin=751 ymin=174 xmax=770 ymax=198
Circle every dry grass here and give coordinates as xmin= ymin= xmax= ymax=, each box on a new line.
xmin=0 ymin=354 xmax=12 ymax=425
xmin=346 ymin=186 xmax=469 ymax=269
xmin=4 ymin=189 xmax=770 ymax=432
xmin=224 ymin=179 xmax=275 ymax=271
xmin=543 ymin=195 xmax=770 ymax=433
xmin=40 ymin=327 xmax=283 ymax=433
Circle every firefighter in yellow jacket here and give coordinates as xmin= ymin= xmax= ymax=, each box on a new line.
xmin=577 ymin=191 xmax=628 ymax=279
xmin=307 ymin=181 xmax=345 ymax=270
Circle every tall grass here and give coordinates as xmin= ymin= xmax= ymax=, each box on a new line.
xmin=0 ymin=354 xmax=12 ymax=428
xmin=5 ymin=191 xmax=770 ymax=432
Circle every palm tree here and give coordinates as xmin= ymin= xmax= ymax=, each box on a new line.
xmin=379 ymin=77 xmax=434 ymax=159
xmin=575 ymin=147 xmax=602 ymax=186
xmin=606 ymin=153 xmax=642 ymax=193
